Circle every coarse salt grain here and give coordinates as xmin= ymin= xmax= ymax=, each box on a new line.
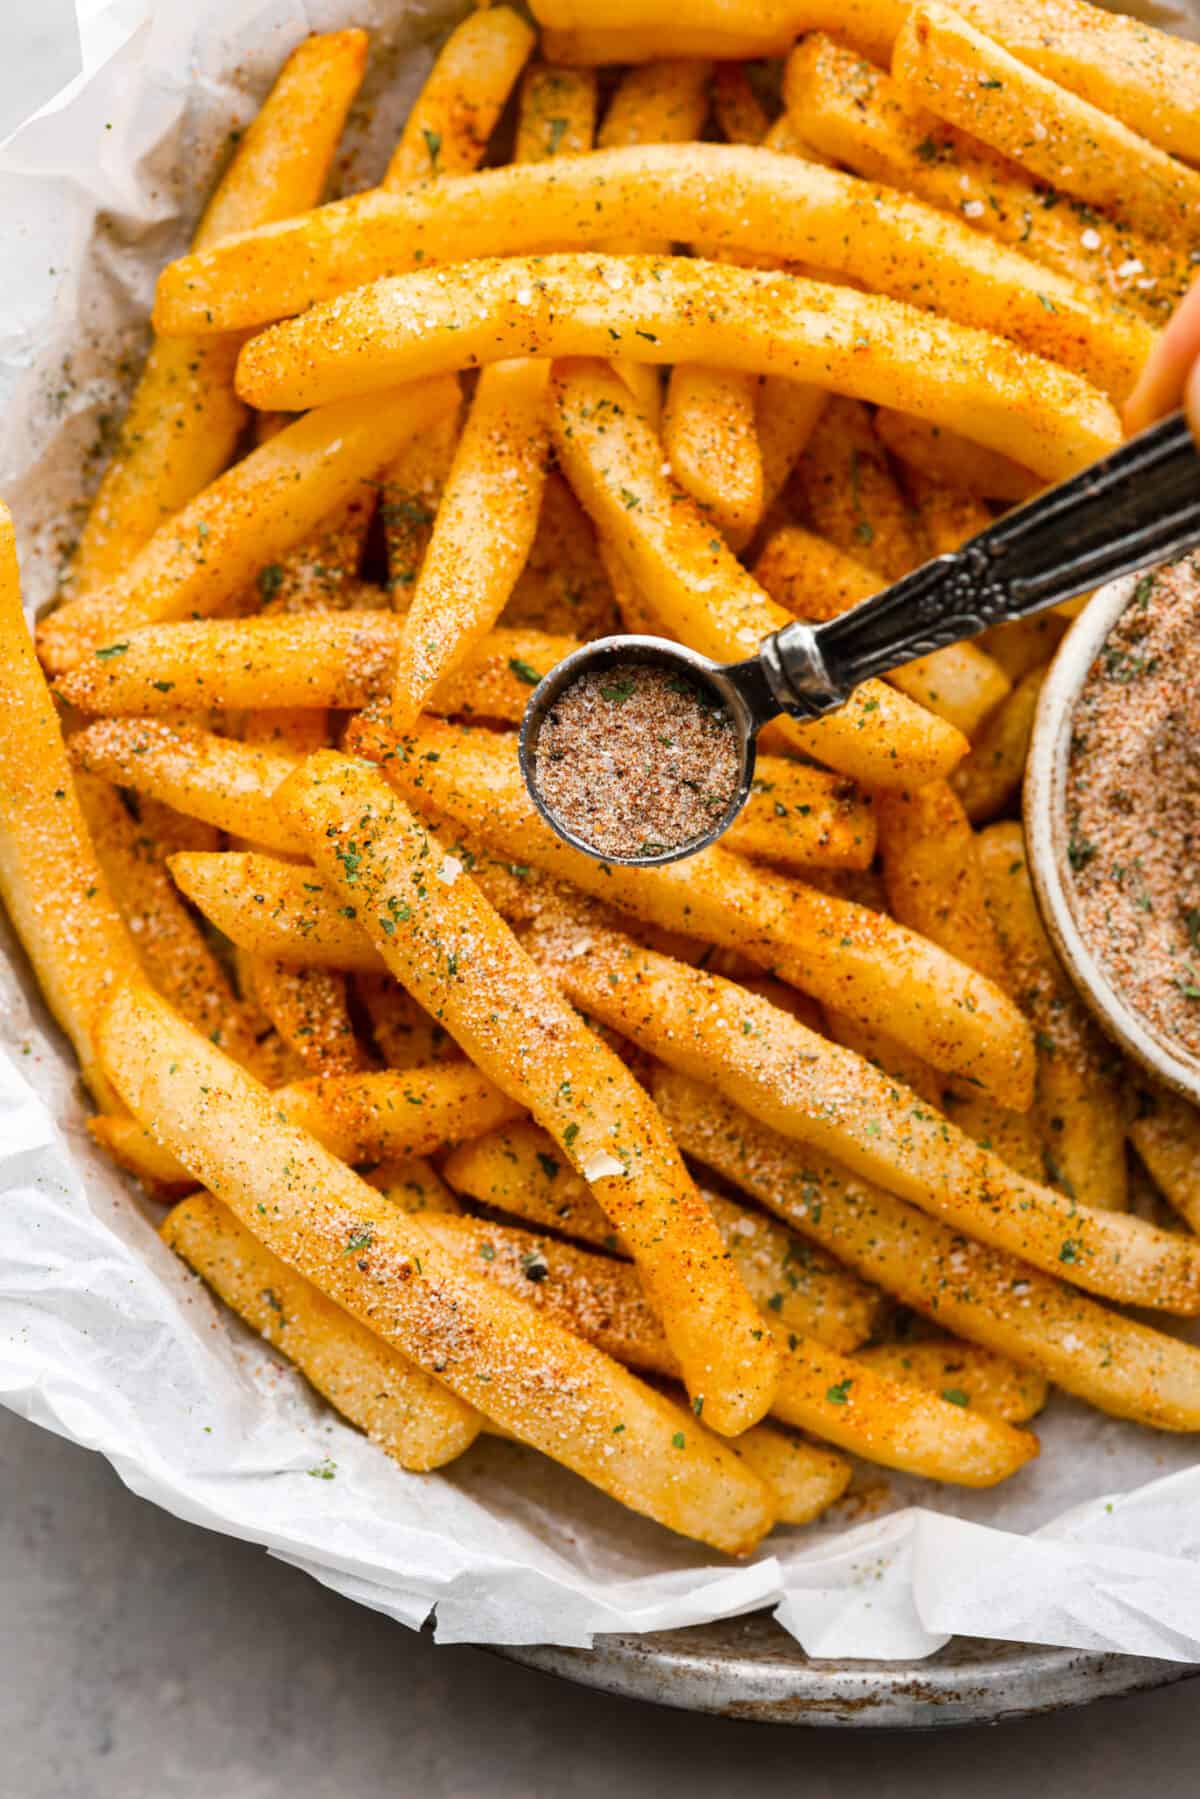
xmin=583 ymin=1151 xmax=628 ymax=1182
xmin=961 ymin=199 xmax=985 ymax=219
xmin=436 ymin=855 xmax=462 ymax=886
xmin=1080 ymin=227 xmax=1101 ymax=250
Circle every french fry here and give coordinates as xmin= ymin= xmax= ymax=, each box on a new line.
xmin=547 ymin=358 xmax=968 ymax=787
xmin=424 ymin=1211 xmax=1033 ymax=1487
xmin=380 ymin=404 xmax=462 ymax=598
xmin=792 ymin=396 xmax=925 ymax=582
xmin=365 ymin=1156 xmax=461 ymax=1216
xmin=369 ymin=714 xmax=1031 ymax=1101
xmin=940 ymin=1088 xmax=1045 ymax=1183
xmin=875 ymin=781 xmax=1006 ymax=985
xmin=390 ymin=358 xmax=550 ymax=732
xmin=501 ymin=475 xmax=619 ymax=639
xmin=534 ymin=0 xmax=1200 ymax=166
xmin=38 ymin=378 xmax=461 ymax=674
xmin=67 ymin=30 xmax=368 ymax=600
xmin=0 ymin=509 xmax=140 ymax=1108
xmin=382 ymin=6 xmax=534 ymax=188
xmin=244 ymin=958 xmax=367 ymax=1077
xmin=598 ymin=60 xmax=712 ymax=152
xmin=441 ymin=1118 xmax=887 ymax=1351
xmin=899 ymin=467 xmax=992 ymax=561
xmin=515 ymin=62 xmax=599 ymax=163
xmin=713 ymin=63 xmax=773 ymax=145
xmin=1130 ymin=1087 xmax=1200 ymax=1235
xmin=55 ymin=614 xmax=580 ymax=726
xmin=280 ymin=750 xmax=781 ymax=1436
xmin=893 ymin=2 xmax=1200 ymax=246
xmin=655 ymin=1069 xmax=1200 ymax=1431
xmin=752 ymin=524 xmax=1011 ymax=738
xmin=754 ymin=379 xmax=828 ymax=523
xmin=357 ymin=976 xmax=456 ymax=1071
xmin=874 ymin=409 xmax=1039 ymax=504
xmin=663 ymin=365 xmax=764 ymax=543
xmin=786 ymin=35 xmax=1188 ymax=326
xmin=518 ymin=899 xmax=1200 ymax=1308
xmin=232 ymin=254 xmax=1125 ymax=484
xmin=978 ymin=823 xmax=1129 ymax=1211
xmin=975 ymin=614 xmax=1067 ymax=684
xmin=162 ymin=1190 xmax=481 ymax=1469
xmin=952 ymin=661 xmax=1048 ymax=823
xmin=731 ymin=761 xmax=877 ymax=872
xmin=101 ymin=984 xmax=775 ymax=1553
xmin=721 ymin=1424 xmax=850 ymax=1525
xmin=170 ymin=850 xmax=386 ymax=971
xmin=74 ymin=771 xmax=268 ymax=1073
xmin=250 ymin=492 xmax=374 ymax=619
xmin=834 ymin=1336 xmax=1047 ymax=1423
xmin=820 ymin=1008 xmax=944 ymax=1108
xmin=155 ymin=146 xmax=1152 ymax=409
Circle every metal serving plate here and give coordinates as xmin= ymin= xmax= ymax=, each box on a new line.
xmin=501 ymin=1615 xmax=1198 ymax=1727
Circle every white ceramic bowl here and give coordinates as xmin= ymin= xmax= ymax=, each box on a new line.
xmin=1025 ymin=572 xmax=1200 ymax=1105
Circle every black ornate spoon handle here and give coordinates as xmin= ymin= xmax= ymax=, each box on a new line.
xmin=762 ymin=412 xmax=1200 ymax=717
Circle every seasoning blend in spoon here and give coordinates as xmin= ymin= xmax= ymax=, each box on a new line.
xmin=521 ymin=412 xmax=1200 ymax=870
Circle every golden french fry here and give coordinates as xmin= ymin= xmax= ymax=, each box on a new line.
xmin=713 ymin=62 xmax=773 ymax=144
xmin=547 ymin=358 xmax=967 ymax=786
xmin=856 ymin=1336 xmax=1048 ymax=1423
xmin=232 ymin=255 xmax=1124 ymax=485
xmin=357 ymin=976 xmax=456 ymax=1071
xmin=101 ymin=984 xmax=775 ymax=1552
xmin=753 ymin=524 xmax=1010 ymax=738
xmin=390 ymin=359 xmax=550 ymax=732
xmin=722 ymin=1423 xmax=850 ymax=1524
xmin=940 ymin=1088 xmax=1045 ymax=1183
xmin=0 ymin=510 xmax=139 ymax=1108
xmin=501 ymin=474 xmax=619 ymax=638
xmin=163 ymin=1190 xmax=481 ymax=1469
xmin=169 ymin=850 xmax=385 ymax=970
xmin=367 ymin=714 xmax=1028 ymax=1100
xmin=365 ymin=1156 xmax=461 ymax=1216
xmin=68 ymin=30 xmax=368 ymax=600
xmin=730 ymin=760 xmax=877 ymax=872
xmin=441 ymin=1118 xmax=888 ymax=1351
xmin=381 ymin=403 xmax=462 ymax=598
xmin=754 ymin=379 xmax=828 ymax=523
xmin=786 ymin=35 xmax=1187 ymax=327
xmin=1130 ymin=1087 xmax=1200 ymax=1235
xmin=975 ymin=614 xmax=1067 ymax=684
xmin=903 ymin=467 xmax=993 ymax=559
xmin=820 ymin=1007 xmax=944 ymax=1108
xmin=542 ymin=23 xmax=798 ymax=63
xmin=875 ymin=781 xmax=1006 ymax=985
xmin=893 ymin=2 xmax=1200 ymax=247
xmin=244 ymin=958 xmax=367 ymax=1077
xmin=74 ymin=771 xmax=267 ymax=1073
xmin=425 ymin=1210 xmax=1032 ymax=1486
xmin=793 ymin=395 xmax=925 ymax=582
xmin=598 ymin=59 xmax=712 ymax=151
xmin=383 ymin=5 xmax=534 ymax=188
xmin=655 ymin=1068 xmax=1200 ymax=1431
xmin=280 ymin=750 xmax=781 ymax=1436
xmin=663 ymin=365 xmax=764 ymax=542
xmin=978 ymin=823 xmax=1129 ymax=1211
xmin=38 ymin=378 xmax=461 ymax=674
xmin=516 ymin=62 xmax=599 ymax=163
xmin=874 ymin=409 xmax=1040 ymax=504
xmin=952 ymin=661 xmax=1048 ymax=823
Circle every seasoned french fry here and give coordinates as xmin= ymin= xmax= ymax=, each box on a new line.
xmin=893 ymin=2 xmax=1200 ymax=246
xmin=712 ymin=63 xmax=773 ymax=144
xmin=820 ymin=1008 xmax=944 ymax=1108
xmin=979 ymin=823 xmax=1129 ymax=1211
xmin=280 ymin=751 xmax=781 ymax=1436
xmin=244 ymin=958 xmax=367 ymax=1077
xmin=365 ymin=1155 xmax=461 ymax=1216
xmin=163 ymin=1190 xmax=481 ymax=1468
xmin=730 ymin=761 xmax=877 ymax=872
xmin=0 ymin=509 xmax=140 ymax=1108
xmin=655 ymin=1069 xmax=1200 ymax=1431
xmin=752 ymin=523 xmax=1010 ymax=738
xmin=663 ymin=364 xmax=764 ymax=543
xmin=156 ymin=147 xmax=1151 ymax=408
xmin=533 ymin=0 xmax=1200 ymax=166
xmin=875 ymin=781 xmax=1006 ymax=985
xmin=380 ymin=403 xmax=462 ymax=598
xmin=517 ymin=899 xmax=1200 ymax=1308
xmin=874 ymin=410 xmax=1039 ymax=504
xmin=67 ymin=30 xmax=368 ymax=599
xmin=250 ymin=491 xmax=374 ymax=618
xmin=901 ymin=468 xmax=993 ymax=559
xmin=383 ymin=5 xmax=534 ymax=188
xmin=845 ymin=1337 xmax=1048 ymax=1423
xmin=952 ymin=661 xmax=1048 ymax=823
xmin=441 ymin=1119 xmax=887 ymax=1351
xmin=501 ymin=475 xmax=619 ymax=639
xmin=232 ymin=255 xmax=1124 ymax=484
xmin=390 ymin=358 xmax=550 ymax=732
xmin=547 ymin=359 xmax=968 ymax=787
xmin=940 ymin=1088 xmax=1045 ymax=1183
xmin=754 ymin=380 xmax=828 ymax=523
xmin=357 ymin=976 xmax=456 ymax=1071
xmin=516 ymin=62 xmax=598 ymax=163
xmin=38 ymin=377 xmax=461 ymax=674
xmin=55 ymin=614 xmax=580 ymax=726
xmin=975 ymin=613 xmax=1067 ymax=684
xmin=424 ymin=1210 xmax=1033 ymax=1487
xmin=792 ymin=396 xmax=925 ymax=582
xmin=367 ymin=714 xmax=1031 ymax=1101
xmin=101 ymin=984 xmax=775 ymax=1553
xmin=74 ymin=771 xmax=267 ymax=1072
xmin=722 ymin=1424 xmax=850 ymax=1524
xmin=599 ymin=60 xmax=712 ymax=151
xmin=1130 ymin=1087 xmax=1200 ymax=1235
xmin=170 ymin=850 xmax=385 ymax=971
xmin=786 ymin=35 xmax=1188 ymax=326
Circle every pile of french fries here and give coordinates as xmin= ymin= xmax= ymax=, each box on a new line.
xmin=6 ymin=0 xmax=1200 ymax=1558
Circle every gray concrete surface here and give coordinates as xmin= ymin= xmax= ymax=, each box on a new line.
xmin=4 ymin=1405 xmax=1200 ymax=1798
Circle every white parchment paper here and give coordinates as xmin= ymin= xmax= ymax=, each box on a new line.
xmin=3 ymin=0 xmax=1200 ymax=1660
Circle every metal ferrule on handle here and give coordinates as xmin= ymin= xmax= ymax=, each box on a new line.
xmin=765 ymin=412 xmax=1200 ymax=717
